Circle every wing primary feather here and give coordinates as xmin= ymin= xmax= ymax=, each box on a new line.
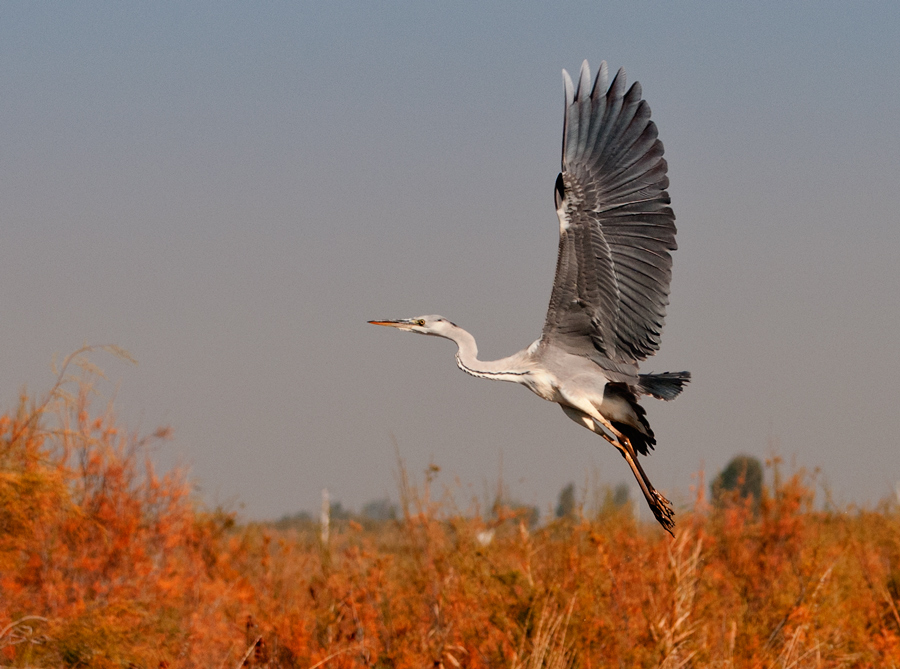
xmin=580 ymin=61 xmax=610 ymax=160
xmin=575 ymin=62 xmax=593 ymax=163
xmin=591 ymin=60 xmax=609 ymax=97
xmin=562 ymin=69 xmax=575 ymax=108
xmin=590 ymin=68 xmax=626 ymax=162
xmin=577 ymin=60 xmax=591 ymax=98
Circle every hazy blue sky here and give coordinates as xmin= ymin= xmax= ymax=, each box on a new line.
xmin=2 ymin=2 xmax=898 ymax=519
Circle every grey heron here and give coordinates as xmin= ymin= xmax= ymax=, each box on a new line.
xmin=370 ymin=61 xmax=689 ymax=534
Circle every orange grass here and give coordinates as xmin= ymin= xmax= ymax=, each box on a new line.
xmin=2 ymin=364 xmax=900 ymax=667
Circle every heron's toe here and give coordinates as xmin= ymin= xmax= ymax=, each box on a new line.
xmin=650 ymin=490 xmax=676 ymax=535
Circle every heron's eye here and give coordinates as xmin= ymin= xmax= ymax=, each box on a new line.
xmin=416 ymin=319 xmax=426 ymax=326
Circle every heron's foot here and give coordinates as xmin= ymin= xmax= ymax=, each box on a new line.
xmin=650 ymin=489 xmax=675 ymax=536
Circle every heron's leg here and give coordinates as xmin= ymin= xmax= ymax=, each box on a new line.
xmin=560 ymin=405 xmax=675 ymax=535
xmin=579 ymin=412 xmax=672 ymax=511
xmin=560 ymin=404 xmax=633 ymax=458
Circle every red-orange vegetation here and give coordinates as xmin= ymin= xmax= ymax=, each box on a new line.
xmin=2 ymin=369 xmax=900 ymax=667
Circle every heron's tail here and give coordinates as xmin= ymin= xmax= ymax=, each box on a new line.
xmin=638 ymin=371 xmax=691 ymax=401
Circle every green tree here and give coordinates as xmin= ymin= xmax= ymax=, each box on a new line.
xmin=556 ymin=482 xmax=576 ymax=519
xmin=711 ymin=455 xmax=763 ymax=511
xmin=612 ymin=482 xmax=630 ymax=507
xmin=361 ymin=498 xmax=397 ymax=521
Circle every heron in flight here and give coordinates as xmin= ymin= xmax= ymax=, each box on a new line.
xmin=370 ymin=61 xmax=690 ymax=534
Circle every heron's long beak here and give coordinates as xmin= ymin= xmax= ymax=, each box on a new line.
xmin=368 ymin=319 xmax=412 ymax=328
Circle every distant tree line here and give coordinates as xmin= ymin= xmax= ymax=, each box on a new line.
xmin=273 ymin=496 xmax=398 ymax=531
xmin=273 ymin=454 xmax=764 ymax=532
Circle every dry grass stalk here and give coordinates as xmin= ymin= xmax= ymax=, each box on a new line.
xmin=656 ymin=530 xmax=703 ymax=668
xmin=513 ymin=598 xmax=576 ymax=669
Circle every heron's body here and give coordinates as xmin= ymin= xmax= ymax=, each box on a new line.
xmin=370 ymin=60 xmax=690 ymax=534
xmin=455 ymin=332 xmax=609 ymax=409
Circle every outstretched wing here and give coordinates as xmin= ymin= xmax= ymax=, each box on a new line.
xmin=542 ymin=60 xmax=677 ymax=365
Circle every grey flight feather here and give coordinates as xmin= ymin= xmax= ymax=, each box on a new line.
xmin=543 ymin=60 xmax=677 ymax=368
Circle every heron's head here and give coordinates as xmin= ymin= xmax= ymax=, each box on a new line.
xmin=368 ymin=315 xmax=456 ymax=338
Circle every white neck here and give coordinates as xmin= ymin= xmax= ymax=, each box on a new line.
xmin=442 ymin=325 xmax=532 ymax=382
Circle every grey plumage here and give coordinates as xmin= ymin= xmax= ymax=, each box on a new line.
xmin=370 ymin=61 xmax=689 ymax=535
xmin=547 ymin=62 xmax=675 ymax=368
